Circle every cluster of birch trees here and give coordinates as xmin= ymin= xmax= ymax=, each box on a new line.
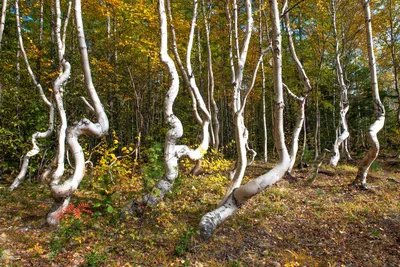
xmin=0 ymin=0 xmax=398 ymax=238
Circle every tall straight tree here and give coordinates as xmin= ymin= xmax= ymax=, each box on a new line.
xmin=0 ymin=0 xmax=7 ymax=49
xmin=201 ymin=0 xmax=220 ymax=152
xmin=200 ymin=0 xmax=290 ymax=239
xmin=352 ymin=0 xmax=385 ymax=189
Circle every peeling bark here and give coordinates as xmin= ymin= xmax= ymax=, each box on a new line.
xmin=353 ymin=0 xmax=385 ymax=188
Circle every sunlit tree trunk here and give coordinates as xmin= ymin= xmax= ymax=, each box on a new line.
xmin=260 ymin=1 xmax=268 ymax=163
xmin=352 ymin=0 xmax=385 ymax=188
xmin=121 ymin=0 xmax=211 ymax=215
xmin=283 ymin=0 xmax=312 ymax=174
xmin=0 ymin=0 xmax=7 ymax=49
xmin=329 ymin=0 xmax=351 ymax=167
xmin=10 ymin=0 xmax=54 ymax=191
xmin=219 ymin=0 xmax=254 ymax=205
xmin=47 ymin=0 xmax=109 ymax=225
xmin=202 ymin=0 xmax=219 ymax=152
xmin=200 ymin=0 xmax=290 ymax=239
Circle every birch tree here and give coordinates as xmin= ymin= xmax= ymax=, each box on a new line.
xmin=47 ymin=0 xmax=109 ymax=225
xmin=329 ymin=0 xmax=351 ymax=167
xmin=352 ymin=0 xmax=385 ymax=189
xmin=283 ymin=0 xmax=312 ymax=174
xmin=121 ymin=0 xmax=211 ymax=215
xmin=199 ymin=0 xmax=290 ymax=240
xmin=201 ymin=0 xmax=220 ymax=152
xmin=0 ymin=0 xmax=7 ymax=49
xmin=220 ymin=0 xmax=268 ymax=204
xmin=9 ymin=0 xmax=55 ymax=191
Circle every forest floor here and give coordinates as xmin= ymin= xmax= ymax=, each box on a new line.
xmin=0 ymin=154 xmax=399 ymax=267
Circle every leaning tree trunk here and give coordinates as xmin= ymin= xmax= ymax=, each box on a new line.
xmin=10 ymin=0 xmax=55 ymax=191
xmin=0 ymin=0 xmax=7 ymax=49
xmin=352 ymin=0 xmax=385 ymax=188
xmin=329 ymin=0 xmax=351 ymax=167
xmin=283 ymin=84 xmax=305 ymax=174
xmin=199 ymin=0 xmax=290 ymax=240
xmin=47 ymin=0 xmax=109 ymax=225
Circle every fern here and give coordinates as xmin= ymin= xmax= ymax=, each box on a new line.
xmin=56 ymin=202 xmax=92 ymax=221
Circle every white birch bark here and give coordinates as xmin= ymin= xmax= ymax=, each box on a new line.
xmin=166 ymin=0 xmax=202 ymax=126
xmin=283 ymin=1 xmax=311 ymax=173
xmin=0 ymin=0 xmax=7 ymax=49
xmin=329 ymin=0 xmax=351 ymax=167
xmin=200 ymin=0 xmax=290 ymax=239
xmin=352 ymin=0 xmax=385 ymax=188
xmin=283 ymin=84 xmax=305 ymax=174
xmin=51 ymin=0 xmax=72 ymax=184
xmin=10 ymin=0 xmax=55 ymax=191
xmin=201 ymin=0 xmax=220 ymax=152
xmin=260 ymin=4 xmax=268 ymax=163
xmin=219 ymin=0 xmax=254 ymax=205
xmin=122 ymin=0 xmax=210 ymax=214
xmin=47 ymin=0 xmax=109 ymax=225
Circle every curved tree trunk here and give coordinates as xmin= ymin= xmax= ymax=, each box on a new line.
xmin=10 ymin=0 xmax=54 ymax=191
xmin=121 ymin=0 xmax=210 ymax=215
xmin=200 ymin=0 xmax=290 ymax=240
xmin=329 ymin=0 xmax=350 ymax=167
xmin=47 ymin=0 xmax=109 ymax=225
xmin=51 ymin=0 xmax=72 ymax=184
xmin=352 ymin=0 xmax=385 ymax=188
xmin=283 ymin=1 xmax=311 ymax=174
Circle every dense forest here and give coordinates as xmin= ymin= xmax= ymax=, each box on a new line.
xmin=0 ymin=0 xmax=399 ymax=266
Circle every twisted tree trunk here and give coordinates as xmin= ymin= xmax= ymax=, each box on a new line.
xmin=352 ymin=0 xmax=385 ymax=188
xmin=10 ymin=0 xmax=55 ymax=191
xmin=47 ymin=0 xmax=109 ymax=225
xmin=329 ymin=0 xmax=351 ymax=167
xmin=200 ymin=0 xmax=290 ymax=240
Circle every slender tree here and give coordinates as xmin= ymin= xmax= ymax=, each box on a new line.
xmin=0 ymin=0 xmax=7 ymax=49
xmin=329 ymin=0 xmax=351 ymax=167
xmin=200 ymin=0 xmax=290 ymax=239
xmin=9 ymin=0 xmax=55 ymax=191
xmin=283 ymin=0 xmax=312 ymax=174
xmin=352 ymin=0 xmax=385 ymax=189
